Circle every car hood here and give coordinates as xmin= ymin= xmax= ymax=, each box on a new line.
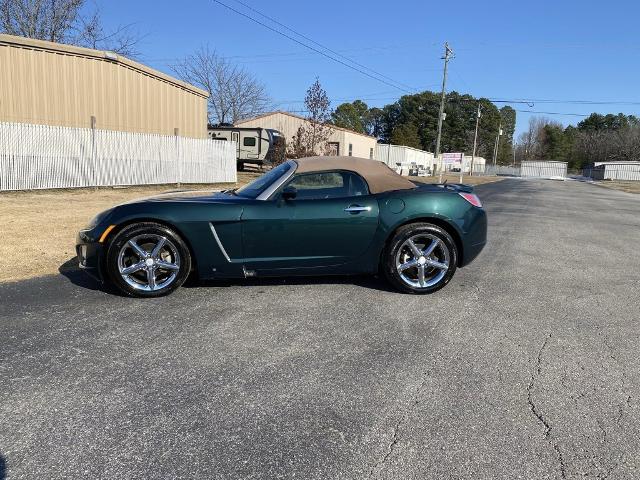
xmin=119 ymin=189 xmax=240 ymax=205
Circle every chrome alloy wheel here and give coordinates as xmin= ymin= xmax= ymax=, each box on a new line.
xmin=117 ymin=234 xmax=181 ymax=292
xmin=395 ymin=233 xmax=451 ymax=289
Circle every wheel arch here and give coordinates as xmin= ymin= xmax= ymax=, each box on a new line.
xmin=100 ymin=217 xmax=199 ymax=277
xmin=379 ymin=217 xmax=464 ymax=269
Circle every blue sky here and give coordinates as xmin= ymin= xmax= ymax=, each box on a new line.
xmin=101 ymin=0 xmax=640 ymax=137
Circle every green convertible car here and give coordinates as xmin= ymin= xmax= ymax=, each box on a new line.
xmin=77 ymin=156 xmax=487 ymax=297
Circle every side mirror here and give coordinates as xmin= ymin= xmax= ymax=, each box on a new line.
xmin=281 ymin=186 xmax=297 ymax=200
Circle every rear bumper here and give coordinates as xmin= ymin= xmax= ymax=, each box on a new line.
xmin=461 ymin=239 xmax=486 ymax=267
xmin=460 ymin=208 xmax=487 ymax=267
xmin=76 ymin=230 xmax=105 ymax=282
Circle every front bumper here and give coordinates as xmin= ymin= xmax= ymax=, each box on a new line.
xmin=76 ymin=229 xmax=105 ymax=282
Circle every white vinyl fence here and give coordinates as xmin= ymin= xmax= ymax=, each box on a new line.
xmin=0 ymin=122 xmax=237 ymax=191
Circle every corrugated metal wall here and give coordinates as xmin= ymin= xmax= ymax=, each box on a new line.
xmin=0 ymin=34 xmax=208 ymax=138
xmin=521 ymin=161 xmax=567 ymax=179
xmin=591 ymin=162 xmax=640 ymax=181
xmin=375 ymin=144 xmax=434 ymax=168
xmin=236 ymin=112 xmax=377 ymax=158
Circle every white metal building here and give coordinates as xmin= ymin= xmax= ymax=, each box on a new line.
xmin=375 ymin=144 xmax=435 ymax=171
xmin=377 ymin=146 xmax=488 ymax=175
xmin=591 ymin=161 xmax=640 ymax=181
xmin=521 ymin=160 xmax=567 ymax=179
xmin=234 ymin=111 xmax=377 ymax=159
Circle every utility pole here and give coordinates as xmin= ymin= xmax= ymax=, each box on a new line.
xmin=436 ymin=42 xmax=453 ymax=182
xmin=469 ymin=104 xmax=481 ymax=177
xmin=492 ymin=120 xmax=502 ymax=167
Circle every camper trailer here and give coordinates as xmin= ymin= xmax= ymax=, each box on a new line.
xmin=208 ymin=126 xmax=285 ymax=169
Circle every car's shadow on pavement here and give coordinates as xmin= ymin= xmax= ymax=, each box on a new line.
xmin=58 ymin=256 xmax=397 ymax=295
xmin=58 ymin=257 xmax=115 ymax=294
xmin=187 ymin=274 xmax=398 ymax=293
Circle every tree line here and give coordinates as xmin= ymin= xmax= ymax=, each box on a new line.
xmin=330 ymin=93 xmax=517 ymax=164
xmin=516 ymin=113 xmax=640 ymax=169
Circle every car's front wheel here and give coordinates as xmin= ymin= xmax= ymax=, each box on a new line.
xmin=383 ymin=222 xmax=458 ymax=294
xmin=105 ymin=222 xmax=192 ymax=297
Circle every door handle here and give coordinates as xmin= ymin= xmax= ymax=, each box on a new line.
xmin=344 ymin=205 xmax=372 ymax=214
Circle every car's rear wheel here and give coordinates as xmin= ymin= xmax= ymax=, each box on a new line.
xmin=105 ymin=222 xmax=191 ymax=297
xmin=383 ymin=223 xmax=457 ymax=294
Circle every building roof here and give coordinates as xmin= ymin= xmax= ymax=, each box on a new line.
xmin=294 ymin=156 xmax=416 ymax=194
xmin=0 ymin=34 xmax=208 ymax=98
xmin=595 ymin=161 xmax=640 ymax=165
xmin=378 ymin=143 xmax=434 ymax=155
xmin=235 ymin=111 xmax=377 ymax=140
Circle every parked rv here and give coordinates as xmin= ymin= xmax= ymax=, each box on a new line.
xmin=208 ymin=126 xmax=285 ymax=169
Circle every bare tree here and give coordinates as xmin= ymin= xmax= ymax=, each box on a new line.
xmin=288 ymin=78 xmax=334 ymax=158
xmin=517 ymin=116 xmax=559 ymax=159
xmin=75 ymin=8 xmax=142 ymax=57
xmin=172 ymin=45 xmax=270 ymax=126
xmin=0 ymin=0 xmax=142 ymax=56
xmin=574 ymin=125 xmax=640 ymax=164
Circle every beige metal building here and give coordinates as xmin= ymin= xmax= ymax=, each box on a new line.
xmin=0 ymin=34 xmax=208 ymax=138
xmin=234 ymin=111 xmax=377 ymax=158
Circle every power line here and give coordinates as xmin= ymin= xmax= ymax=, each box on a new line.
xmin=228 ymin=0 xmax=416 ymax=92
xmin=143 ymin=45 xmax=407 ymax=64
xmin=514 ymin=109 xmax=590 ymax=117
xmin=272 ymin=87 xmax=441 ymax=106
xmin=209 ymin=0 xmax=414 ymax=93
xmin=491 ymin=98 xmax=640 ymax=106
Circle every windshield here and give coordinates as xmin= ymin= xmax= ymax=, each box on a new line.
xmin=235 ymin=161 xmax=294 ymax=199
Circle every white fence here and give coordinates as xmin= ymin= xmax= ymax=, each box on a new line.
xmin=0 ymin=122 xmax=237 ymax=191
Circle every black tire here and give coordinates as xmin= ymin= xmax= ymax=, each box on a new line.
xmin=105 ymin=222 xmax=192 ymax=298
xmin=383 ymin=222 xmax=458 ymax=294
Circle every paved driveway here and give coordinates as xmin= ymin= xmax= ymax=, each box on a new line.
xmin=1 ymin=179 xmax=639 ymax=479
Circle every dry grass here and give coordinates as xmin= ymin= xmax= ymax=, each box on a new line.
xmin=0 ymin=172 xmax=260 ymax=284
xmin=594 ymin=181 xmax=640 ymax=194
xmin=413 ymin=174 xmax=506 ymax=186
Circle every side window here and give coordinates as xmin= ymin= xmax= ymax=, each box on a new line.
xmin=285 ymin=171 xmax=369 ymax=200
xmin=243 ymin=137 xmax=256 ymax=147
xmin=347 ymin=172 xmax=369 ymax=196
xmin=348 ymin=144 xmax=353 ymax=156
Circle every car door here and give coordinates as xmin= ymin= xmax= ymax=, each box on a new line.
xmin=241 ymin=170 xmax=379 ymax=272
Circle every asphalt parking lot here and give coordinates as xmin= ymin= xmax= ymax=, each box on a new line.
xmin=1 ymin=178 xmax=639 ymax=479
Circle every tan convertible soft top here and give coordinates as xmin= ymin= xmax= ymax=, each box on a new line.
xmin=294 ymin=156 xmax=416 ymax=194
